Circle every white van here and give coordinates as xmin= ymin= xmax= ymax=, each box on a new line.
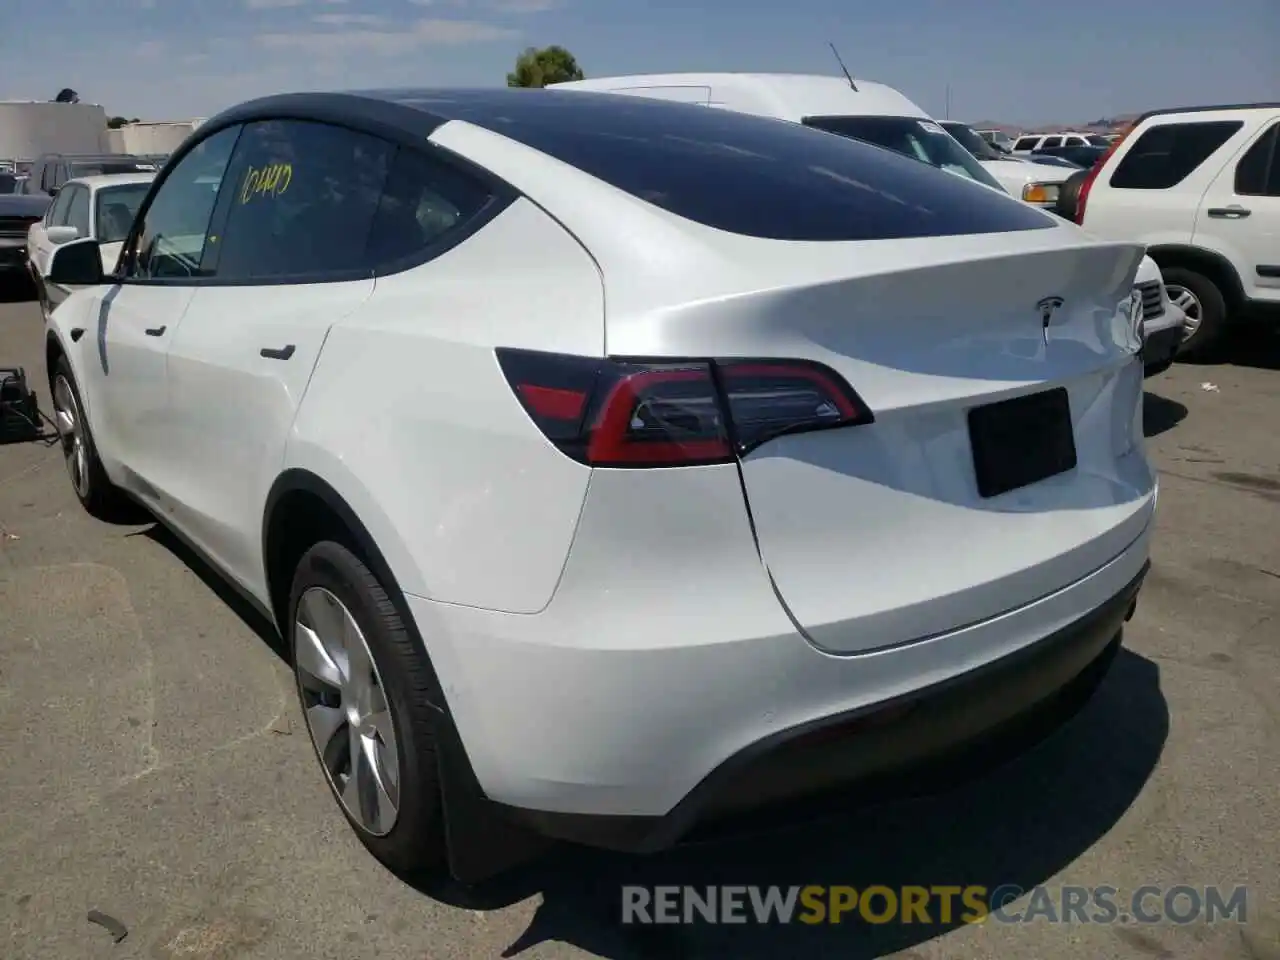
xmin=550 ymin=73 xmax=1071 ymax=208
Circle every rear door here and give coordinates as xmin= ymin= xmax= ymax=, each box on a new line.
xmin=1193 ymin=114 xmax=1280 ymax=305
xmin=158 ymin=118 xmax=387 ymax=593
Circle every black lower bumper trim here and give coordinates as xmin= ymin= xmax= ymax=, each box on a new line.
xmin=1143 ymin=324 xmax=1183 ymax=370
xmin=497 ymin=561 xmax=1149 ymax=853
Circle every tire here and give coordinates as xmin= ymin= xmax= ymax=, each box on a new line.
xmin=1162 ymin=266 xmax=1229 ymax=361
xmin=1054 ymin=169 xmax=1088 ymax=221
xmin=49 ymin=355 xmax=132 ymax=520
xmin=288 ymin=539 xmax=447 ymax=876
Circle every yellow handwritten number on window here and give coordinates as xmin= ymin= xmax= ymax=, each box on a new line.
xmin=239 ymin=163 xmax=293 ymax=205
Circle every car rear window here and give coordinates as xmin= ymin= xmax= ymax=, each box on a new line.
xmin=95 ymin=183 xmax=151 ymax=243
xmin=408 ymin=92 xmax=1051 ymax=241
xmin=70 ymin=160 xmax=157 ymax=177
xmin=803 ymin=116 xmax=1006 ymax=192
xmin=1108 ymin=120 xmax=1243 ymax=189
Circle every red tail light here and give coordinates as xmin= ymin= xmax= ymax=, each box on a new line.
xmin=496 ymin=348 xmax=874 ymax=467
xmin=1075 ymin=128 xmax=1130 ymax=224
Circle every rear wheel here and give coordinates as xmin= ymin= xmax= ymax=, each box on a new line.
xmin=1163 ymin=266 xmax=1228 ymax=361
xmin=289 ymin=539 xmax=447 ymax=876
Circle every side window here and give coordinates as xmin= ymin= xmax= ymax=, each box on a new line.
xmin=210 ymin=119 xmax=393 ymax=281
xmin=127 ymin=123 xmax=241 ymax=280
xmin=1066 ymin=136 xmax=1086 ymax=146
xmin=1041 ymin=136 xmax=1064 ymax=149
xmin=1109 ymin=120 xmax=1243 ymax=190
xmin=364 ymin=145 xmax=495 ymax=269
xmin=1014 ymin=137 xmax=1038 ymax=151
xmin=46 ymin=186 xmax=74 ymax=225
xmin=1234 ymin=123 xmax=1279 ymax=197
xmin=66 ymin=186 xmax=91 ymax=237
xmin=39 ymin=161 xmax=55 ymax=192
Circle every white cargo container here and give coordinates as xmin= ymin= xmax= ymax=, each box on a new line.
xmin=0 ymin=101 xmax=109 ymax=160
xmin=101 ymin=120 xmax=200 ymax=156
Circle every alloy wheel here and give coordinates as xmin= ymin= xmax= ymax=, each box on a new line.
xmin=1166 ymin=284 xmax=1202 ymax=341
xmin=295 ymin=586 xmax=401 ymax=836
xmin=52 ymin=375 xmax=90 ymax=499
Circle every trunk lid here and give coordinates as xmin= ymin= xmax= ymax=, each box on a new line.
xmin=608 ymin=232 xmax=1155 ymax=654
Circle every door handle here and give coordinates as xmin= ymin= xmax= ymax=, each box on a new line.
xmin=144 ymin=325 xmax=166 ymax=336
xmin=260 ymin=344 xmax=296 ymax=360
xmin=1206 ymin=207 xmax=1251 ymax=219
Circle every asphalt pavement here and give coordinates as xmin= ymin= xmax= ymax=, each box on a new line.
xmin=1 ymin=287 xmax=1277 ymax=960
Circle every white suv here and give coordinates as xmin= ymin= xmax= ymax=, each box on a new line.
xmin=40 ymin=88 xmax=1155 ymax=883
xmin=1057 ymin=103 xmax=1280 ymax=357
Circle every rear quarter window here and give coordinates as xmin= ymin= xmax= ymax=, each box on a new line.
xmin=1109 ymin=120 xmax=1243 ymax=189
xmin=428 ymin=93 xmax=1052 ymax=241
xmin=1014 ymin=137 xmax=1040 ymax=150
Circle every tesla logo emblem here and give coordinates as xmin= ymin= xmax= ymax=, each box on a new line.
xmin=1037 ymin=296 xmax=1065 ymax=344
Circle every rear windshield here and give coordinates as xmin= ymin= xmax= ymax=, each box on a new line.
xmin=0 ymin=174 xmax=16 ymax=194
xmin=803 ymin=116 xmax=1007 ymax=192
xmin=416 ymin=92 xmax=1049 ymax=241
xmin=941 ymin=122 xmax=1006 ymax=161
xmin=95 ymin=183 xmax=151 ymax=243
xmin=70 ymin=160 xmax=157 ymax=178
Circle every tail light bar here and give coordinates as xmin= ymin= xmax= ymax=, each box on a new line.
xmin=496 ymin=348 xmax=874 ymax=467
xmin=1075 ymin=125 xmax=1130 ymax=224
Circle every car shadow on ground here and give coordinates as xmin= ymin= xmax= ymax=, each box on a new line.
xmin=1182 ymin=324 xmax=1280 ymax=372
xmin=1143 ymin=392 xmax=1188 ymax=437
xmin=0 ymin=277 xmax=36 ymax=304
xmin=136 ymin=520 xmax=289 ymax=660
xmin=420 ymin=645 xmax=1168 ymax=959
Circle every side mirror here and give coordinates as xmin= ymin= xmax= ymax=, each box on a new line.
xmin=46 ymin=237 xmax=104 ymax=286
xmin=47 ymin=185 xmax=60 ymax=198
xmin=46 ymin=224 xmax=80 ymax=244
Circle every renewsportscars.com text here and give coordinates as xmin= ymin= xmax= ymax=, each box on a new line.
xmin=621 ymin=884 xmax=1249 ymax=926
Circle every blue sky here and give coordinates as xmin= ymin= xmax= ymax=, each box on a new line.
xmin=7 ymin=0 xmax=1277 ymax=126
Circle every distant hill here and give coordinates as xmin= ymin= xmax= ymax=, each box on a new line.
xmin=963 ymin=114 xmax=1139 ymax=136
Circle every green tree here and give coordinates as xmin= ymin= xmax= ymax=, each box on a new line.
xmin=506 ymin=45 xmax=584 ymax=88
xmin=107 ymin=116 xmax=129 ymax=128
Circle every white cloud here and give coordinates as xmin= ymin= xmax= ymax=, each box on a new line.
xmin=487 ymin=0 xmax=563 ymax=11
xmin=410 ymin=0 xmax=565 ymax=10
xmin=312 ymin=11 xmax=387 ymax=26
xmin=255 ymin=18 xmax=518 ymax=54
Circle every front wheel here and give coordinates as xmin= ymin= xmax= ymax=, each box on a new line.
xmin=289 ymin=540 xmax=447 ymax=876
xmin=49 ymin=356 xmax=131 ymax=519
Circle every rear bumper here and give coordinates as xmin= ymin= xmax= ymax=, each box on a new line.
xmin=494 ymin=562 xmax=1146 ymax=852
xmin=407 ymin=467 xmax=1154 ymax=842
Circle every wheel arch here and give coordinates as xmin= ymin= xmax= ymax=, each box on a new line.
xmin=1146 ymin=244 xmax=1246 ymax=308
xmin=260 ymin=466 xmax=548 ymax=881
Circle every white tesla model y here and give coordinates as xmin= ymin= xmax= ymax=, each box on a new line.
xmin=40 ymin=88 xmax=1156 ymax=881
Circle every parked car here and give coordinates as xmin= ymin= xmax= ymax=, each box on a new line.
xmin=27 ymin=172 xmax=155 ymax=313
xmin=0 ymin=192 xmax=51 ymax=284
xmin=1134 ymin=255 xmax=1187 ymax=375
xmin=1012 ymin=132 xmax=1111 ymax=154
xmin=1056 ymin=102 xmax=1280 ymax=357
xmin=1034 ymin=144 xmax=1109 ymax=169
xmin=44 ymin=88 xmax=1155 ymax=883
xmin=976 ymin=128 xmax=1015 ymax=150
xmin=20 ymin=153 xmax=158 ymax=198
xmin=939 ymin=120 xmax=1075 ymax=208
xmin=1027 ymin=154 xmax=1084 ymax=170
